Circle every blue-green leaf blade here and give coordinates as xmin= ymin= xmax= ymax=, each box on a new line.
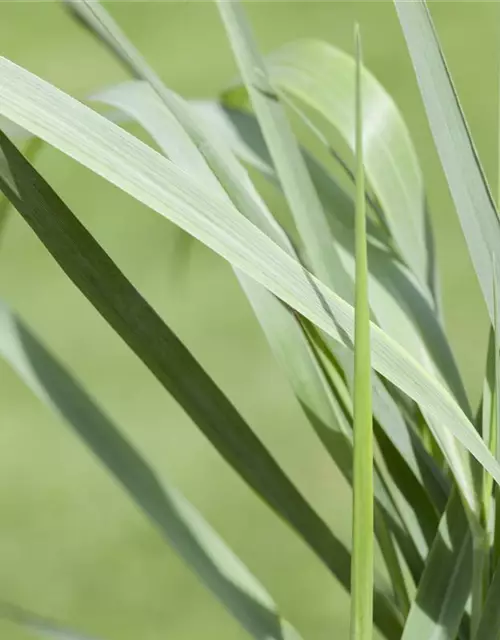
xmin=393 ymin=0 xmax=500 ymax=324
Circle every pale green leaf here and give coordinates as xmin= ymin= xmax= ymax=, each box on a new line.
xmin=216 ymin=0 xmax=353 ymax=303
xmin=393 ymin=0 xmax=500 ymax=323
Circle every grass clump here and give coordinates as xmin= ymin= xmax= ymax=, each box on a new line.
xmin=0 ymin=1 xmax=498 ymax=639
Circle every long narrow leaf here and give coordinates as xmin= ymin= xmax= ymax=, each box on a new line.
xmin=0 ymin=602 xmax=103 ymax=640
xmin=0 ymin=304 xmax=301 ymax=640
xmin=474 ymin=560 xmax=500 ymax=640
xmin=350 ymin=29 xmax=373 ymax=640
xmin=393 ymin=0 xmax=500 ymax=324
xmin=401 ymin=492 xmax=471 ymax=640
xmin=216 ymin=0 xmax=353 ymax=303
xmin=212 ymin=13 xmax=474 ymax=509
xmin=475 ymin=279 xmax=500 ymax=640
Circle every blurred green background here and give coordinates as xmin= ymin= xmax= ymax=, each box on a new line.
xmin=0 ymin=2 xmax=496 ymax=638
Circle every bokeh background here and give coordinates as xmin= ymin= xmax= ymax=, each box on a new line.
xmin=0 ymin=2 xmax=496 ymax=638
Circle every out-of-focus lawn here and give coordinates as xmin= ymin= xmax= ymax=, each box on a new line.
xmin=0 ymin=2 xmax=496 ymax=639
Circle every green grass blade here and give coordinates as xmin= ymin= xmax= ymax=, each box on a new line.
xmin=225 ymin=38 xmax=430 ymax=297
xmin=401 ymin=491 xmax=472 ymax=640
xmin=473 ymin=269 xmax=500 ymax=631
xmin=474 ymin=560 xmax=500 ymax=640
xmin=0 ymin=56 xmax=494 ymax=511
xmin=186 ymin=98 xmax=449 ymax=509
xmin=393 ymin=0 xmax=500 ymax=325
xmin=0 ymin=602 xmax=103 ymax=640
xmin=350 ymin=28 xmax=374 ymax=640
xmin=481 ymin=330 xmax=496 ymax=505
xmin=373 ymin=514 xmax=410 ymax=617
xmin=0 ymin=132 xmax=375 ymax=630
xmin=216 ymin=0 xmax=353 ymax=303
xmin=493 ymin=259 xmax=500 ymax=571
xmin=0 ymin=306 xmax=301 ymax=640
xmin=471 ymin=534 xmax=489 ymax=638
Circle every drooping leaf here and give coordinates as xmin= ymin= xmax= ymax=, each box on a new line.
xmin=0 ymin=55 xmax=492 ymax=512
